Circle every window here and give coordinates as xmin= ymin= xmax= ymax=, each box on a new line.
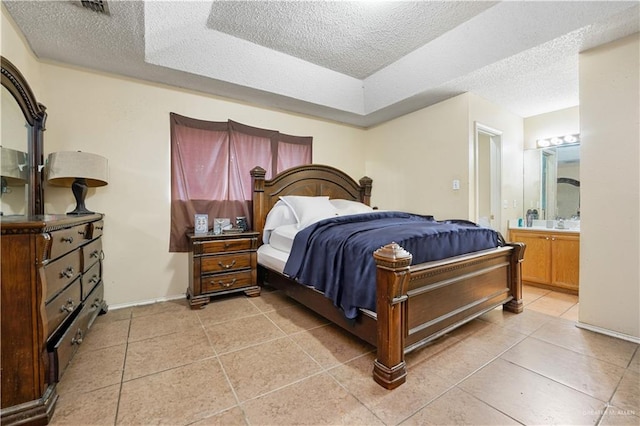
xmin=169 ymin=113 xmax=312 ymax=251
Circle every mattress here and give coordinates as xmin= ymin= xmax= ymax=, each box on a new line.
xmin=268 ymin=224 xmax=298 ymax=253
xmin=257 ymin=244 xmax=289 ymax=273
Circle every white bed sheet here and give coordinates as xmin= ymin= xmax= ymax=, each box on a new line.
xmin=257 ymin=244 xmax=289 ymax=273
xmin=268 ymin=224 xmax=299 ymax=253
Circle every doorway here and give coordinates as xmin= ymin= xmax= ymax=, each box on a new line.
xmin=474 ymin=123 xmax=502 ymax=230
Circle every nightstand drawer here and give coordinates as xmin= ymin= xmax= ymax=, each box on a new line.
xmin=198 ymin=238 xmax=255 ymax=254
xmin=44 ymin=249 xmax=82 ymax=303
xmin=201 ymin=270 xmax=254 ymax=293
xmin=45 ymin=278 xmax=81 ymax=338
xmin=201 ymin=252 xmax=253 ymax=273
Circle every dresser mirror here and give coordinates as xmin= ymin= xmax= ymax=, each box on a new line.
xmin=1 ymin=56 xmax=47 ymax=216
xmin=523 ymin=144 xmax=580 ymax=220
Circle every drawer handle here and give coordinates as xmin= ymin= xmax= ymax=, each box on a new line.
xmin=90 ymin=249 xmax=100 ymax=258
xmin=95 ymin=225 xmax=104 ymax=231
xmin=78 ymin=229 xmax=86 ymax=236
xmin=91 ymin=298 xmax=102 ymax=309
xmin=71 ymin=329 xmax=84 ymax=345
xmin=60 ymin=298 xmax=75 ymax=313
xmin=61 ymin=236 xmax=74 ymax=243
xmin=89 ymin=275 xmax=100 ymax=285
xmin=60 ymin=266 xmax=75 ymax=279
xmin=217 ymin=278 xmax=237 ymax=288
xmin=218 ymin=260 xmax=236 ymax=269
xmin=224 ymin=242 xmax=231 ymax=249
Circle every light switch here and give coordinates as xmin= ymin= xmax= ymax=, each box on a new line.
xmin=452 ymin=179 xmax=460 ymax=190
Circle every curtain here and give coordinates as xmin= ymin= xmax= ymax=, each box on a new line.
xmin=170 ymin=113 xmax=312 ymax=252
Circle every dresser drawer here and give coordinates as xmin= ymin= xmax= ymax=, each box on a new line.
xmin=49 ymin=224 xmax=89 ymax=260
xmin=44 ymin=249 xmax=82 ymax=303
xmin=201 ymin=270 xmax=254 ymax=293
xmin=45 ymin=278 xmax=82 ymax=338
xmin=201 ymin=252 xmax=253 ymax=274
xmin=198 ymin=237 xmax=255 ymax=255
xmin=88 ymin=220 xmax=104 ymax=239
xmin=82 ymin=261 xmax=102 ymax=300
xmin=82 ymin=238 xmax=102 ymax=272
xmin=49 ymin=281 xmax=104 ymax=383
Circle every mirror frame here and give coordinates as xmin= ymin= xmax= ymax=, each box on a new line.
xmin=1 ymin=56 xmax=47 ymax=216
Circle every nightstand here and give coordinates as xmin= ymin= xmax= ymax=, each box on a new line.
xmin=187 ymin=231 xmax=260 ymax=309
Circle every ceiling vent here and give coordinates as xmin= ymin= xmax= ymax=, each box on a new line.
xmin=74 ymin=0 xmax=110 ymax=15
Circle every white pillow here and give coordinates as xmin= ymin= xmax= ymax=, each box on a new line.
xmin=263 ymin=200 xmax=297 ymax=244
xmin=330 ymin=199 xmax=374 ymax=215
xmin=279 ymin=195 xmax=338 ymax=229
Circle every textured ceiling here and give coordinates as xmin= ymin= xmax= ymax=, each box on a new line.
xmin=3 ymin=1 xmax=639 ymax=128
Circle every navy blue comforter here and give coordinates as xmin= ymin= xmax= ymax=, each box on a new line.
xmin=283 ymin=211 xmax=501 ymax=319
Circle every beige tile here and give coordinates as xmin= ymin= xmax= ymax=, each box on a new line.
xmin=196 ymin=295 xmax=263 ymax=326
xmin=532 ymin=318 xmax=638 ymax=368
xmin=501 ymin=337 xmax=626 ymax=401
xmin=401 ymin=386 xmax=520 ymax=425
xmin=446 ymin=318 xmax=492 ymax=340
xmin=78 ymin=317 xmax=130 ymax=353
xmin=219 ymin=337 xmax=321 ymax=402
xmin=128 ymin=309 xmax=201 ymax=342
xmin=265 ymin=303 xmax=329 ymax=334
xmin=413 ymin=338 xmax=499 ymax=384
xmin=560 ymin=302 xmax=580 ymax=322
xmin=404 ymin=334 xmax=460 ymax=367
xmin=242 ymin=373 xmax=384 ymax=426
xmin=479 ymin=308 xmax=553 ymax=335
xmin=600 ymin=405 xmax=640 ymax=425
xmin=56 ymin=344 xmax=126 ymax=396
xmin=95 ymin=307 xmax=131 ymax=322
xmin=461 ymin=322 xmax=527 ymax=357
xmin=204 ymin=313 xmax=286 ymax=354
xmin=329 ymin=353 xmax=451 ymax=425
xmin=522 ymin=284 xmax=551 ymax=305
xmin=116 ymin=358 xmax=236 ymax=425
xmin=190 ymin=406 xmax=247 ymax=425
xmin=611 ymin=369 xmax=640 ymax=415
xmin=124 ymin=328 xmax=216 ymax=381
xmin=247 ymin=289 xmax=298 ymax=312
xmin=49 ymin=384 xmax=120 ymax=425
xmin=290 ymin=324 xmax=374 ymax=368
xmin=628 ymin=348 xmax=640 ymax=373
xmin=526 ymin=291 xmax=578 ymax=316
xmin=131 ymin=298 xmax=189 ymax=317
xmin=459 ymin=358 xmax=605 ymax=425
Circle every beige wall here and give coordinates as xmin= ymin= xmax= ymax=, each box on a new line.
xmin=578 ymin=33 xmax=639 ymax=340
xmin=523 ymin=106 xmax=580 ymax=150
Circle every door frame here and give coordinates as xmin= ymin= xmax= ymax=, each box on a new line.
xmin=473 ymin=122 xmax=503 ymax=230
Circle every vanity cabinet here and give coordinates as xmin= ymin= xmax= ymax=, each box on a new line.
xmin=1 ymin=214 xmax=107 ymax=425
xmin=509 ymin=228 xmax=579 ymax=293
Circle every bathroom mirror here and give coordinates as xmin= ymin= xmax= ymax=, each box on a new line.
xmin=1 ymin=56 xmax=47 ymax=216
xmin=523 ymin=144 xmax=580 ymax=220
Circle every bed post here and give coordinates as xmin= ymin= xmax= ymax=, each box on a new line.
xmin=372 ymin=243 xmax=412 ymax=389
xmin=504 ymin=242 xmax=525 ymax=313
xmin=250 ymin=166 xmax=267 ymax=239
xmin=359 ymin=176 xmax=372 ymax=205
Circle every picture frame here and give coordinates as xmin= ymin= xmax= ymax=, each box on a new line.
xmin=213 ymin=217 xmax=231 ymax=235
xmin=194 ymin=214 xmax=209 ymax=234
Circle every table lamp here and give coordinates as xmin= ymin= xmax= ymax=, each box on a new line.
xmin=47 ymin=151 xmax=108 ymax=215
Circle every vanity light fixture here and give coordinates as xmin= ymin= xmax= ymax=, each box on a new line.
xmin=47 ymin=151 xmax=108 ymax=215
xmin=536 ymin=133 xmax=580 ymax=148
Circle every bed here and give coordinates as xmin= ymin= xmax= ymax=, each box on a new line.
xmin=250 ymin=164 xmax=524 ymax=389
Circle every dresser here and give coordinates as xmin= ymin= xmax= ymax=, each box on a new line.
xmin=1 ymin=214 xmax=107 ymax=425
xmin=187 ymin=231 xmax=260 ymax=309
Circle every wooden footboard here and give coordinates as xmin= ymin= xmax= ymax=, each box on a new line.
xmin=372 ymin=241 xmax=524 ymax=389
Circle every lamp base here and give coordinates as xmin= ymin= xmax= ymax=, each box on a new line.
xmin=67 ymin=178 xmax=95 ymax=215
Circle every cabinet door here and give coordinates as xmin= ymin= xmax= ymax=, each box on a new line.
xmin=551 ymin=234 xmax=580 ymax=291
xmin=511 ymin=232 xmax=552 ymax=285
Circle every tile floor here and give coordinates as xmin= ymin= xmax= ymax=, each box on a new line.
xmin=50 ymin=285 xmax=639 ymax=425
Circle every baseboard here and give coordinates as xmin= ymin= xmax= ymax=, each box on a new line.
xmin=107 ymin=294 xmax=186 ymax=311
xmin=576 ymin=321 xmax=640 ymax=344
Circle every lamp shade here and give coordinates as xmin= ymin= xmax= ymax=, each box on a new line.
xmin=47 ymin=151 xmax=108 ymax=187
xmin=1 ymin=146 xmax=29 ymax=185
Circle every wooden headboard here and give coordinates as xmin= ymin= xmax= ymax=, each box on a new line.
xmin=250 ymin=164 xmax=372 ymax=239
